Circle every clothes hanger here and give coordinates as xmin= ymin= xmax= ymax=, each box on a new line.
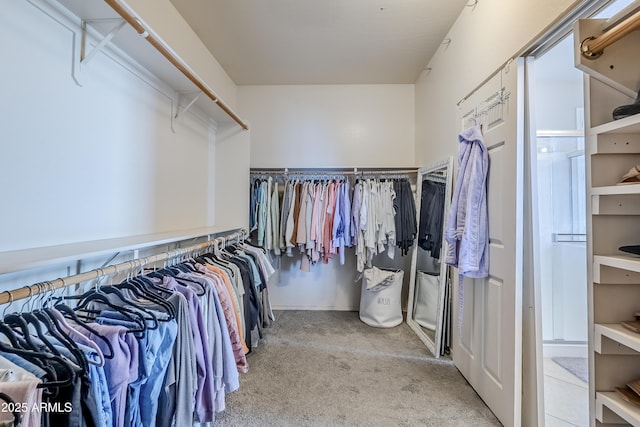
xmin=199 ymin=239 xmax=232 ymax=264
xmin=129 ymin=274 xmax=175 ymax=300
xmin=166 ymin=270 xmax=206 ymax=296
xmin=239 ymin=239 xmax=265 ymax=252
xmin=146 ymin=261 xmax=198 ymax=282
xmin=177 ymin=262 xmax=197 ymax=273
xmin=50 ymin=303 xmax=114 ymax=359
xmin=145 ymin=267 xmax=168 ymax=280
xmin=0 ymin=292 xmax=57 ymax=386
xmin=15 ymin=286 xmax=68 ymax=358
xmin=97 ymin=265 xmax=164 ymax=326
xmin=163 ymin=263 xmax=195 ymax=276
xmin=222 ymin=238 xmax=244 ymax=259
xmin=116 ymin=275 xmax=175 ymax=319
xmin=32 ymin=309 xmax=89 ymax=374
xmin=0 ymin=337 xmax=74 ymax=391
xmin=0 ymin=319 xmax=75 ymax=391
xmin=0 ymin=392 xmax=22 ymax=426
xmin=28 ymin=282 xmax=89 ymax=371
xmin=0 ymin=319 xmax=23 ymax=350
xmin=100 ymin=286 xmax=160 ymax=329
xmin=62 ymin=289 xmax=147 ymax=334
xmin=19 ymin=311 xmax=63 ymax=357
xmin=198 ymin=251 xmax=228 ymax=266
xmin=3 ymin=312 xmax=42 ymax=353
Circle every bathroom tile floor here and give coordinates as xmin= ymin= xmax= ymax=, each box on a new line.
xmin=544 ymin=358 xmax=589 ymax=427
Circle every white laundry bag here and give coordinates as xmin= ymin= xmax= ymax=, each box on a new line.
xmin=359 ymin=267 xmax=404 ymax=328
xmin=413 ymin=271 xmax=440 ymax=330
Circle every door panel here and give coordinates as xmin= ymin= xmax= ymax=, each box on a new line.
xmin=483 ymin=277 xmax=503 ymax=385
xmin=488 ymin=142 xmax=507 ymax=246
xmin=453 ymin=59 xmax=523 ymax=427
xmin=460 ymin=278 xmax=475 ymax=357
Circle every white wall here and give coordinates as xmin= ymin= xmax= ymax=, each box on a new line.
xmin=415 ymin=0 xmax=579 ymax=165
xmin=240 ymin=85 xmax=415 ymax=168
xmin=0 ymin=0 xmax=247 ymax=291
xmin=125 ymin=0 xmax=239 ymax=109
xmin=239 ymin=84 xmax=416 ymax=310
xmin=214 ymin=126 xmax=251 ymax=229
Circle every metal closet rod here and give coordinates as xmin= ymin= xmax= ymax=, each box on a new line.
xmin=250 ymin=167 xmax=419 ymax=176
xmin=581 ymin=8 xmax=640 ymax=58
xmin=103 ymin=0 xmax=249 ymax=131
xmin=0 ymin=229 xmax=246 ymax=306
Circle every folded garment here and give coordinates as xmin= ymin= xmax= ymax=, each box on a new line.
xmin=617 ymin=164 xmax=640 ymax=185
xmin=616 ymin=386 xmax=640 ymax=407
xmin=622 ymin=320 xmax=640 ymax=334
xmin=627 ymin=378 xmax=640 ymax=397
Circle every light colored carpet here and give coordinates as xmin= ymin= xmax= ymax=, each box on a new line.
xmin=214 ymin=310 xmax=502 ymax=426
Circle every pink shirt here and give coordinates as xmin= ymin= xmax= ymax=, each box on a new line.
xmin=323 ymin=182 xmax=338 ymax=263
xmin=196 ymin=265 xmax=249 ymax=374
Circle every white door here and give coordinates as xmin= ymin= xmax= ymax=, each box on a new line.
xmin=453 ymin=59 xmax=524 ymax=427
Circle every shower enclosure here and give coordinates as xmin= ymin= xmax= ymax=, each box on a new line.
xmin=537 ymin=131 xmax=588 ymax=353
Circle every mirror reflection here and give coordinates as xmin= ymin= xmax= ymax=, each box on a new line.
xmin=407 ymin=158 xmax=453 ymax=357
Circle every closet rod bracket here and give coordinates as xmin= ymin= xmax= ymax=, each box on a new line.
xmin=72 ymin=18 xmax=126 ymax=86
xmin=170 ymin=91 xmax=203 ymax=133
xmin=175 ymin=91 xmax=203 ymax=120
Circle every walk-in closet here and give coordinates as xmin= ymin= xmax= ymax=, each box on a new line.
xmin=4 ymin=0 xmax=640 ymax=426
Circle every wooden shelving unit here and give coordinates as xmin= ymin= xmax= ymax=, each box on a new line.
xmin=596 ymin=392 xmax=640 ymax=426
xmin=576 ymin=14 xmax=640 ymax=426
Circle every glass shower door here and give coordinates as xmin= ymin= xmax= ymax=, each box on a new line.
xmin=536 ymin=132 xmax=587 ymax=345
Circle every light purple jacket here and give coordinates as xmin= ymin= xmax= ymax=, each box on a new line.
xmin=445 ymin=124 xmax=489 ymax=278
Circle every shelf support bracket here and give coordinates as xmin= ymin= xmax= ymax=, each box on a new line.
xmin=72 ymin=18 xmax=126 ymax=86
xmin=171 ymin=91 xmax=204 ymax=133
xmin=175 ymin=91 xmax=202 ymax=120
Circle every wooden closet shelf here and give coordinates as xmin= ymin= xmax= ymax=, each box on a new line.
xmin=592 ymin=185 xmax=640 ymax=196
xmin=596 ymin=391 xmax=640 ymax=426
xmin=595 ymin=323 xmax=640 ymax=354
xmin=594 ymin=255 xmax=640 ymax=279
xmin=590 ymin=114 xmax=640 ymax=136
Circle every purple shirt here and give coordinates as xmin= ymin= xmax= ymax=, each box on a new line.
xmin=77 ymin=322 xmax=139 ymax=427
xmin=161 ymin=276 xmax=216 ymax=423
xmin=178 ymin=272 xmax=239 ymax=412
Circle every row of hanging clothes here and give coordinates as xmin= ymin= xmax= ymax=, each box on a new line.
xmin=0 ymin=236 xmax=274 ymax=427
xmin=249 ymin=171 xmax=417 ymax=273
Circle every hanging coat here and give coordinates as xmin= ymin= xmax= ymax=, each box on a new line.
xmin=444 ymin=124 xmax=489 ymax=278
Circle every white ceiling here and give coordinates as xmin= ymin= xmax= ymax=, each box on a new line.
xmin=169 ymin=0 xmax=468 ymax=85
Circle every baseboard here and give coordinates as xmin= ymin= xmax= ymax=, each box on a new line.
xmin=543 ymin=341 xmax=588 ymax=358
xmin=271 ymin=305 xmax=358 ymax=311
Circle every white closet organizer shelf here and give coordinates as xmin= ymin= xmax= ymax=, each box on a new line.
xmin=589 ymin=113 xmax=640 ymax=137
xmin=596 ymin=391 xmax=640 ymax=426
xmin=592 ymin=184 xmax=640 ymax=195
xmin=576 ymin=11 xmax=640 ymax=426
xmin=49 ymin=0 xmax=247 ymax=130
xmin=594 ymin=255 xmax=640 ymax=273
xmin=595 ymin=323 xmax=640 ymax=354
xmin=0 ymin=226 xmax=239 ymax=276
